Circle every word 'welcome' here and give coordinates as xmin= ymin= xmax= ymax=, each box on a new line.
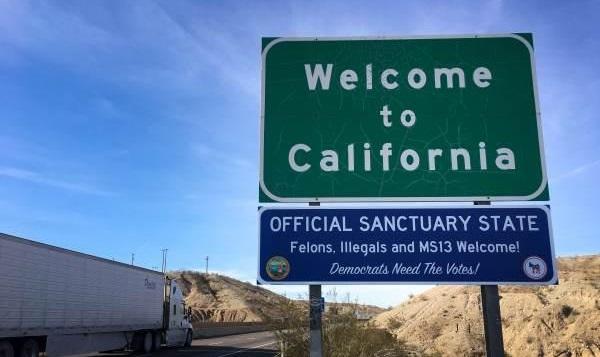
xmin=305 ymin=64 xmax=492 ymax=91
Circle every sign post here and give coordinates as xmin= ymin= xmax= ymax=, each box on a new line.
xmin=308 ymin=201 xmax=323 ymax=357
xmin=476 ymin=200 xmax=505 ymax=356
xmin=309 ymin=284 xmax=323 ymax=357
xmin=481 ymin=285 xmax=505 ymax=356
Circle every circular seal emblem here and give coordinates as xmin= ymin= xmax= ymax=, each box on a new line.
xmin=266 ymin=256 xmax=290 ymax=280
xmin=523 ymin=256 xmax=547 ymax=280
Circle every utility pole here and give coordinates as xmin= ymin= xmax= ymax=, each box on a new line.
xmin=205 ymin=256 xmax=209 ymax=274
xmin=131 ymin=253 xmax=134 ymax=265
xmin=161 ymin=249 xmax=168 ymax=277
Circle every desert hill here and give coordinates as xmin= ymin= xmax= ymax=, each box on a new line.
xmin=172 ymin=271 xmax=289 ymax=323
xmin=171 ymin=271 xmax=386 ymax=324
xmin=373 ymin=255 xmax=600 ymax=356
xmin=324 ymin=301 xmax=387 ymax=319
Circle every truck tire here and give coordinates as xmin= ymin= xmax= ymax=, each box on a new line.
xmin=0 ymin=341 xmax=15 ymax=357
xmin=18 ymin=339 xmax=39 ymax=357
xmin=184 ymin=330 xmax=192 ymax=347
xmin=141 ymin=332 xmax=153 ymax=354
xmin=152 ymin=332 xmax=161 ymax=351
xmin=131 ymin=333 xmax=143 ymax=353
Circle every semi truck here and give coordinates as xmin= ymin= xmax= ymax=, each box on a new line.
xmin=0 ymin=232 xmax=193 ymax=357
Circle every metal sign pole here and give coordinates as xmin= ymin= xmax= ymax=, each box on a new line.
xmin=480 ymin=285 xmax=505 ymax=356
xmin=475 ymin=201 xmax=505 ymax=356
xmin=309 ymin=284 xmax=323 ymax=357
xmin=308 ymin=201 xmax=323 ymax=357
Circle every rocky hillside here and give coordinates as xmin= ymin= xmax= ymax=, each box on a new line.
xmin=171 ymin=271 xmax=386 ymax=325
xmin=172 ymin=271 xmax=289 ymax=323
xmin=373 ymin=255 xmax=600 ymax=356
xmin=325 ymin=302 xmax=387 ymax=319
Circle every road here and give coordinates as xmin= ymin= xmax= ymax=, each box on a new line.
xmin=95 ymin=331 xmax=278 ymax=357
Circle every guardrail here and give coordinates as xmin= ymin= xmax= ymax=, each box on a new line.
xmin=192 ymin=321 xmax=271 ymax=339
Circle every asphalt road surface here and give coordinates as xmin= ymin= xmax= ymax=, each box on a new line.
xmin=94 ymin=331 xmax=278 ymax=357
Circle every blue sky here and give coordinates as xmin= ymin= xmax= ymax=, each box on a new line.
xmin=1 ymin=0 xmax=599 ymax=307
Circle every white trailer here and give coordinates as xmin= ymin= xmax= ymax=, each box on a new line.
xmin=0 ymin=233 xmax=193 ymax=357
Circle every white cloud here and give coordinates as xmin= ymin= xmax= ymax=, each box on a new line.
xmin=191 ymin=143 xmax=254 ymax=172
xmin=0 ymin=1 xmax=259 ymax=102
xmin=0 ymin=166 xmax=113 ymax=196
xmin=0 ymin=199 xmax=90 ymax=229
xmin=551 ymin=158 xmax=600 ymax=184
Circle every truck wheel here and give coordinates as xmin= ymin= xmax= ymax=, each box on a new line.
xmin=19 ymin=339 xmax=39 ymax=357
xmin=152 ymin=332 xmax=161 ymax=351
xmin=184 ymin=330 xmax=192 ymax=347
xmin=142 ymin=332 xmax=153 ymax=354
xmin=0 ymin=341 xmax=15 ymax=357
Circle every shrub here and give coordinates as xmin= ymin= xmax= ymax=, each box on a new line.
xmin=269 ymin=298 xmax=411 ymax=356
xmin=324 ymin=315 xmax=409 ymax=357
xmin=386 ymin=317 xmax=404 ymax=330
xmin=560 ymin=304 xmax=575 ymax=318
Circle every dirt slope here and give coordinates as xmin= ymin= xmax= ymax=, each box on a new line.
xmin=373 ymin=256 xmax=600 ymax=356
xmin=325 ymin=302 xmax=387 ymax=319
xmin=172 ymin=271 xmax=289 ymax=323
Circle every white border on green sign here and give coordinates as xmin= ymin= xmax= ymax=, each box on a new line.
xmin=259 ymin=34 xmax=548 ymax=202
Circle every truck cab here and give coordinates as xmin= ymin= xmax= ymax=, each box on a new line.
xmin=164 ymin=279 xmax=194 ymax=347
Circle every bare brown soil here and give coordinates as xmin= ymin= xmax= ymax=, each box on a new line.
xmin=172 ymin=271 xmax=289 ymax=323
xmin=372 ymin=256 xmax=600 ymax=356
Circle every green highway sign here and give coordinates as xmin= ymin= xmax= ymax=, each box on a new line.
xmin=260 ymin=35 xmax=547 ymax=202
